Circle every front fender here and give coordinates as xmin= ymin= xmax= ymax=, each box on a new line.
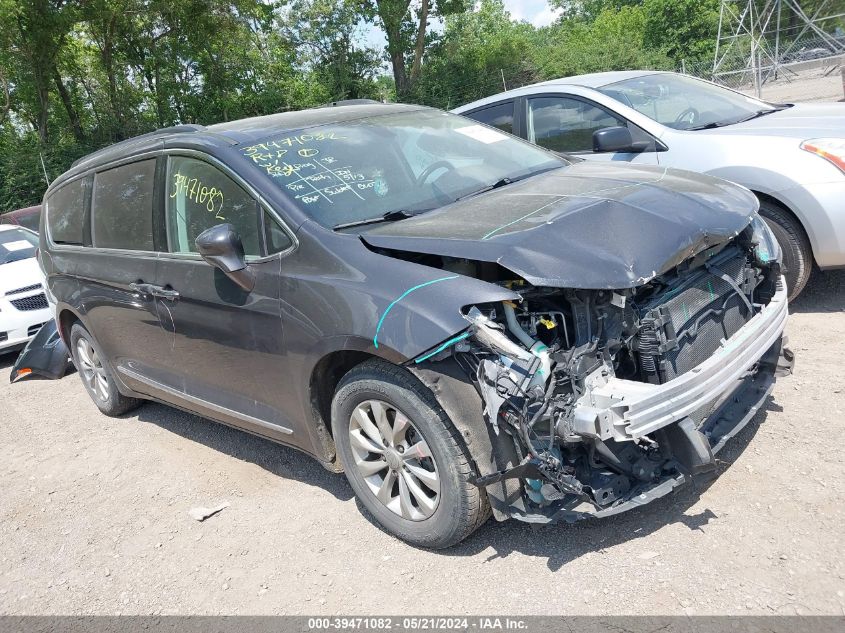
xmin=370 ymin=271 xmax=519 ymax=361
xmin=704 ymin=165 xmax=834 ymax=266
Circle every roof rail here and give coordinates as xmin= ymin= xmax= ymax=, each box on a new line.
xmin=320 ymin=99 xmax=384 ymax=108
xmin=70 ymin=124 xmax=206 ymax=169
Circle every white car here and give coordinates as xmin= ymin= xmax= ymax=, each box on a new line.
xmin=0 ymin=224 xmax=52 ymax=353
xmin=454 ymin=71 xmax=845 ymax=298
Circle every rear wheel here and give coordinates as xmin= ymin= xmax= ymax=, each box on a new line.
xmin=331 ymin=359 xmax=489 ymax=549
xmin=70 ymin=323 xmax=142 ymax=416
xmin=757 ymin=199 xmax=813 ymax=300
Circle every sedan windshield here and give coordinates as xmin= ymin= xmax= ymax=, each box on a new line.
xmin=0 ymin=228 xmax=38 ymax=265
xmin=598 ymin=73 xmax=778 ymax=131
xmin=240 ymin=109 xmax=566 ymax=229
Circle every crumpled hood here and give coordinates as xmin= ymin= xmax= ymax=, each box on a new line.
xmin=362 ymin=162 xmax=758 ymax=288
xmin=706 ymin=103 xmax=845 ymax=139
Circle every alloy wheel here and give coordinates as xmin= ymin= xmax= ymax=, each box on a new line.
xmin=348 ymin=399 xmax=440 ymax=521
xmin=76 ymin=338 xmax=109 ymax=402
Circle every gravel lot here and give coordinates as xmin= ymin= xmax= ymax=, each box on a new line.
xmin=1 ymin=270 xmax=844 ymax=616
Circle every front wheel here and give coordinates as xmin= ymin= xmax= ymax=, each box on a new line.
xmin=757 ymin=199 xmax=813 ymax=300
xmin=331 ymin=359 xmax=489 ymax=549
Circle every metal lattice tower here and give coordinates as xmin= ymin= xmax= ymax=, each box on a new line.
xmin=713 ymin=0 xmax=845 ymax=94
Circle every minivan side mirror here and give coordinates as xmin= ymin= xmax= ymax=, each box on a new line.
xmin=593 ymin=126 xmax=637 ymax=153
xmin=195 ymin=223 xmax=256 ymax=292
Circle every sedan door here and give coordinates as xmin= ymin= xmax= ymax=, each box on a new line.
xmin=150 ymin=153 xmax=301 ymax=444
xmin=524 ymin=95 xmax=661 ymax=164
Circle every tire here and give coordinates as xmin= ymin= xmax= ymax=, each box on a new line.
xmin=331 ymin=359 xmax=490 ymax=549
xmin=757 ymin=199 xmax=813 ymax=300
xmin=70 ymin=323 xmax=142 ymax=417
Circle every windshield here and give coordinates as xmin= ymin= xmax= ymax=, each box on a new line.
xmin=0 ymin=227 xmax=38 ymax=265
xmin=240 ymin=109 xmax=566 ymax=228
xmin=598 ymin=73 xmax=777 ymax=130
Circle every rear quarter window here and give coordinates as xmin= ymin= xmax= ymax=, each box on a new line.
xmin=464 ymin=102 xmax=515 ymax=135
xmin=46 ymin=179 xmax=87 ymax=245
xmin=92 ymin=159 xmax=156 ymax=251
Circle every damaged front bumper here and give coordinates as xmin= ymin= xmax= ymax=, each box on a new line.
xmin=574 ymin=281 xmax=789 ymax=442
xmin=457 ymin=271 xmax=794 ymax=524
xmin=9 ymin=320 xmax=71 ymax=383
xmin=510 ymin=335 xmax=792 ymax=523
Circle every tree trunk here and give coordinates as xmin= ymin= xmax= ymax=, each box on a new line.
xmin=53 ymin=68 xmax=85 ymax=141
xmin=390 ymin=47 xmax=409 ymax=97
xmin=71 ymin=59 xmax=104 ymax=131
xmin=33 ymin=65 xmax=49 ymax=145
xmin=376 ymin=0 xmax=412 ymax=98
xmin=151 ymin=40 xmax=166 ymax=128
xmin=0 ymin=67 xmax=10 ymax=124
xmin=99 ymin=15 xmax=124 ymax=139
xmin=409 ymin=0 xmax=429 ymax=83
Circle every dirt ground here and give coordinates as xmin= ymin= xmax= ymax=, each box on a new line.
xmin=717 ymin=58 xmax=844 ymax=103
xmin=1 ymin=270 xmax=844 ymax=616
xmin=758 ymin=73 xmax=845 ymax=103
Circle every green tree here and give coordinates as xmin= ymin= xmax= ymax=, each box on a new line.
xmin=414 ymin=0 xmax=541 ymax=108
xmin=0 ymin=0 xmax=79 ymax=144
xmin=366 ymin=0 xmax=467 ymax=98
xmin=537 ymin=5 xmax=672 ymax=80
xmin=281 ymin=0 xmax=383 ymax=102
xmin=642 ymin=0 xmax=720 ymax=64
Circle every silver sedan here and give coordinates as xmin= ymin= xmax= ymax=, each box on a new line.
xmin=454 ymin=70 xmax=845 ymax=298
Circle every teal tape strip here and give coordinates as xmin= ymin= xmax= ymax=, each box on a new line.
xmin=413 ymin=331 xmax=471 ymax=364
xmin=373 ymin=275 xmax=458 ymax=348
xmin=481 ymin=208 xmax=546 ymax=241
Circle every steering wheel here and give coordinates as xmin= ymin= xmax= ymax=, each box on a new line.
xmin=416 ymin=160 xmax=457 ymax=187
xmin=675 ymin=107 xmax=700 ymax=126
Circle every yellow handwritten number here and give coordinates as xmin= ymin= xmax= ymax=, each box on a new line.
xmin=170 ymin=172 xmax=226 ymax=219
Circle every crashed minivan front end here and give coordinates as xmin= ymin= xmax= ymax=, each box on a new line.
xmin=407 ymin=216 xmax=793 ymax=523
xmin=28 ymin=105 xmax=797 ymax=547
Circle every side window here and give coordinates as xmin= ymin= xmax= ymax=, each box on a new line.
xmin=528 ymin=97 xmax=624 ymax=153
xmin=528 ymin=96 xmax=655 ymax=153
xmin=466 ymin=102 xmax=514 ymax=135
xmin=166 ymin=156 xmax=261 ymax=256
xmin=264 ymin=211 xmax=292 ymax=254
xmin=47 ymin=179 xmax=87 ymax=245
xmin=92 ymin=160 xmax=156 ymax=251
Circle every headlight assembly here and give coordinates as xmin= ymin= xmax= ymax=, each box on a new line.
xmin=749 ymin=214 xmax=782 ymax=265
xmin=800 ymin=138 xmax=845 ymax=174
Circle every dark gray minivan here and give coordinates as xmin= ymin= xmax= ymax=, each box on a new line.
xmin=38 ymin=103 xmax=792 ymax=548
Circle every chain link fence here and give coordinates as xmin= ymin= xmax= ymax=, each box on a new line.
xmin=681 ymin=34 xmax=845 ymax=103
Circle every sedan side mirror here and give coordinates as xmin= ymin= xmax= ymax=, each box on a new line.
xmin=195 ymin=223 xmax=255 ymax=292
xmin=593 ymin=126 xmax=637 ymax=153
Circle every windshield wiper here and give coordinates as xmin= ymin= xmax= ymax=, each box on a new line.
xmin=455 ymin=165 xmax=564 ymax=202
xmin=332 ymin=209 xmax=417 ymax=231
xmin=455 ymin=177 xmax=513 ymax=202
xmin=734 ymin=108 xmax=781 ymax=123
xmin=688 ymin=108 xmax=781 ymax=131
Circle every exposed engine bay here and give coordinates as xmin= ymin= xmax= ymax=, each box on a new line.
xmin=410 ymin=216 xmax=794 ymax=522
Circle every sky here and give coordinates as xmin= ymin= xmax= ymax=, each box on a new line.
xmin=502 ymin=0 xmax=563 ymax=27
xmin=361 ymin=1 xmax=563 ymax=51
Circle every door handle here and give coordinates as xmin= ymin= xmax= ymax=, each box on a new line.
xmin=129 ymin=282 xmax=157 ymax=296
xmin=129 ymin=282 xmax=179 ymax=301
xmin=152 ymin=286 xmax=180 ymax=301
